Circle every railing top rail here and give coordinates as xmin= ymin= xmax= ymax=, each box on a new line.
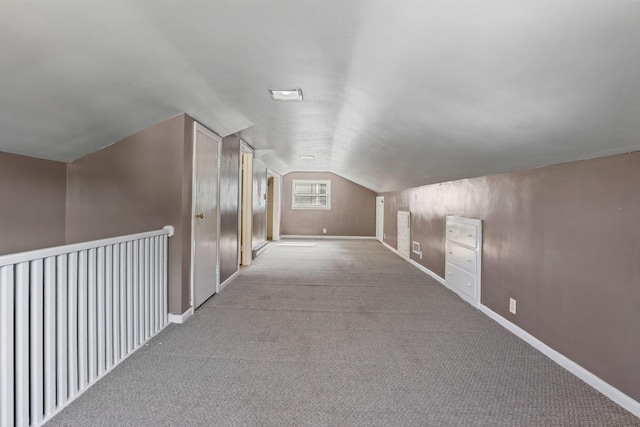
xmin=0 ymin=225 xmax=174 ymax=268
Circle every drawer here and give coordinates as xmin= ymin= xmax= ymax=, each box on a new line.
xmin=446 ymin=222 xmax=478 ymax=248
xmin=446 ymin=241 xmax=477 ymax=273
xmin=398 ymin=211 xmax=410 ymax=228
xmin=445 ymin=262 xmax=477 ymax=299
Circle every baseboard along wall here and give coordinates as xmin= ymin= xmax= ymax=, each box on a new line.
xmin=168 ymin=307 xmax=194 ymax=324
xmin=380 ymin=240 xmax=640 ymax=418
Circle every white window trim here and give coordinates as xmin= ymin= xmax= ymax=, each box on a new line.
xmin=292 ymin=179 xmax=331 ymax=210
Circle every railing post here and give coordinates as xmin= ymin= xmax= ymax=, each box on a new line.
xmin=30 ymin=259 xmax=44 ymax=425
xmin=15 ymin=263 xmax=30 ymax=426
xmin=0 ymin=266 xmax=15 ymax=427
xmin=44 ymin=256 xmax=57 ymax=417
xmin=56 ymin=254 xmax=69 ymax=410
xmin=163 ymin=225 xmax=175 ymax=237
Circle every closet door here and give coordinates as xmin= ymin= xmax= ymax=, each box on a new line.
xmin=192 ymin=124 xmax=221 ymax=308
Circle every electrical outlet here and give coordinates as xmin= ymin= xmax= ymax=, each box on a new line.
xmin=509 ymin=298 xmax=516 ymax=314
xmin=322 ymin=228 xmax=327 ymax=234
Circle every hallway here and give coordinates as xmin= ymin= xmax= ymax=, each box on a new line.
xmin=47 ymin=240 xmax=639 ymax=426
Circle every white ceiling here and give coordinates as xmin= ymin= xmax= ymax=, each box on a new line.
xmin=2 ymin=0 xmax=640 ymax=192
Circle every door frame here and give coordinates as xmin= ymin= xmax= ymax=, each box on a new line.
xmin=190 ymin=122 xmax=222 ymax=308
xmin=240 ymin=141 xmax=254 ymax=266
xmin=267 ymin=169 xmax=282 ymax=241
xmin=376 ymin=196 xmax=385 ymax=243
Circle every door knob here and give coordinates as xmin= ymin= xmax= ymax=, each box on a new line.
xmin=196 ymin=213 xmax=204 ymax=219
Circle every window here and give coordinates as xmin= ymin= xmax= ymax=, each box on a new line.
xmin=292 ymin=179 xmax=331 ymax=210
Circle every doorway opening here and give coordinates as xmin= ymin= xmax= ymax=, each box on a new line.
xmin=266 ymin=171 xmax=281 ymax=242
xmin=376 ymin=196 xmax=384 ymax=243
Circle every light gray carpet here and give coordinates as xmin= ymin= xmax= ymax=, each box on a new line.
xmin=48 ymin=239 xmax=639 ymax=426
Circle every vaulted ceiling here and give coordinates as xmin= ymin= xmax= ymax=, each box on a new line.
xmin=2 ymin=1 xmax=640 ymax=192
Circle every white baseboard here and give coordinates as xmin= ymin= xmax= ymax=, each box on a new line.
xmin=382 ymin=241 xmax=406 ymax=258
xmin=219 ymin=270 xmax=239 ymax=292
xmin=381 ymin=242 xmax=640 ymax=418
xmin=382 ymin=241 xmax=397 ymax=254
xmin=479 ymin=305 xmax=640 ymax=418
xmin=408 ymin=257 xmax=480 ymax=308
xmin=408 ymin=258 xmax=446 ymax=286
xmin=168 ymin=307 xmax=194 ymax=324
xmin=171 ymin=272 xmax=238 ymax=324
xmin=385 ymin=241 xmax=450 ymax=292
xmin=282 ymin=235 xmax=376 ymax=240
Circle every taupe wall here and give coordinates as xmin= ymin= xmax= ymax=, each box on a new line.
xmin=252 ymin=158 xmax=268 ymax=249
xmin=66 ymin=114 xmax=194 ymax=315
xmin=282 ymin=172 xmax=376 ymax=236
xmin=381 ymin=151 xmax=640 ymax=402
xmin=0 ymin=152 xmax=67 ymax=255
xmin=4 ymin=114 xmax=242 ymax=316
xmin=220 ymin=134 xmax=240 ymax=283
xmin=381 ymin=191 xmax=408 ymax=250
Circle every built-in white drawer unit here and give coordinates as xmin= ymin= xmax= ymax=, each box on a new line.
xmin=445 ymin=216 xmax=482 ymax=307
xmin=397 ymin=211 xmax=411 ymax=260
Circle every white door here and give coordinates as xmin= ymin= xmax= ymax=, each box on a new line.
xmin=192 ymin=124 xmax=221 ymax=308
xmin=376 ymin=196 xmax=384 ymax=243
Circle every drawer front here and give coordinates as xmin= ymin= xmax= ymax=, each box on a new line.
xmin=446 ymin=241 xmax=477 ymax=273
xmin=398 ymin=211 xmax=410 ymax=228
xmin=398 ymin=237 xmax=410 ymax=258
xmin=446 ymin=222 xmax=478 ymax=248
xmin=398 ymin=238 xmax=410 ymax=249
xmin=445 ymin=262 xmax=477 ymax=299
xmin=398 ymin=228 xmax=410 ymax=239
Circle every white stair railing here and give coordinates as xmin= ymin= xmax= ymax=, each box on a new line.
xmin=0 ymin=226 xmax=174 ymax=427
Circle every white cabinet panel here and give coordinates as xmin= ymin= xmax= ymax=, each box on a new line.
xmin=397 ymin=212 xmax=410 ymax=229
xmin=397 ymin=211 xmax=411 ymax=260
xmin=445 ymin=216 xmax=482 ymax=307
